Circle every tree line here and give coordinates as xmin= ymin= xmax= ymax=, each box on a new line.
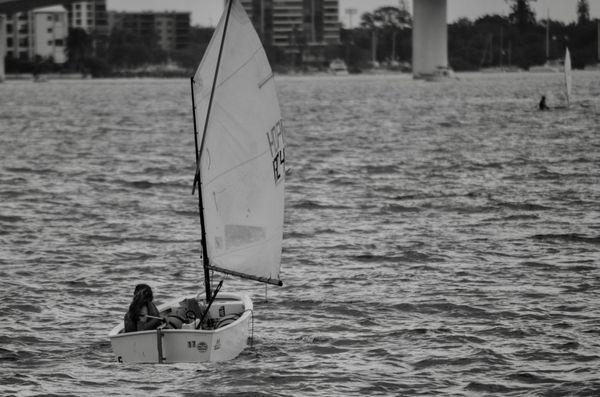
xmin=6 ymin=0 xmax=599 ymax=76
xmin=5 ymin=25 xmax=215 ymax=77
xmin=344 ymin=0 xmax=599 ymax=71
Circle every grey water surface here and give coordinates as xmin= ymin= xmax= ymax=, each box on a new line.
xmin=1 ymin=72 xmax=600 ymax=396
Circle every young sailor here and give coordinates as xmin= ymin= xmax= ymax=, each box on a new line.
xmin=539 ymin=95 xmax=549 ymax=111
xmin=124 ymin=284 xmax=163 ymax=332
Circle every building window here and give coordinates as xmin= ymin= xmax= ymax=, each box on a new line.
xmin=7 ymin=51 xmax=14 ymax=58
xmin=48 ymin=15 xmax=53 ymax=21
xmin=6 ymin=24 xmax=13 ymax=33
xmin=75 ymin=4 xmax=81 ymax=9
xmin=47 ymin=27 xmax=53 ymax=33
xmin=76 ymin=19 xmax=81 ymax=25
xmin=48 ymin=40 xmax=53 ymax=45
xmin=7 ymin=38 xmax=13 ymax=47
xmin=87 ymin=19 xmax=93 ymax=26
xmin=55 ymin=39 xmax=63 ymax=46
xmin=19 ymin=37 xmax=28 ymax=47
xmin=19 ymin=51 xmax=27 ymax=60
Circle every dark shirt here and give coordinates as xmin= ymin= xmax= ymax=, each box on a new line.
xmin=123 ymin=302 xmax=161 ymax=332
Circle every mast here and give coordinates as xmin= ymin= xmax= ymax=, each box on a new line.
xmin=260 ymin=0 xmax=265 ymax=40
xmin=192 ymin=0 xmax=235 ymax=303
xmin=545 ymin=9 xmax=550 ymax=63
xmin=499 ymin=27 xmax=503 ymax=70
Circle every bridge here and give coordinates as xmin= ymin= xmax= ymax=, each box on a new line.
xmin=0 ymin=0 xmax=449 ymax=81
xmin=0 ymin=0 xmax=75 ymax=13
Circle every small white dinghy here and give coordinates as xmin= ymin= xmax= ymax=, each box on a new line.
xmin=109 ymin=0 xmax=286 ymax=363
xmin=109 ymin=293 xmax=253 ymax=363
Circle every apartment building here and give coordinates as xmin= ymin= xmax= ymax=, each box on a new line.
xmin=108 ymin=11 xmax=191 ymax=52
xmin=64 ymin=0 xmax=108 ymax=35
xmin=240 ymin=0 xmax=340 ymax=47
xmin=4 ymin=6 xmax=68 ymax=63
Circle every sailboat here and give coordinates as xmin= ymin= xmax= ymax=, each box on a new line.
xmin=564 ymin=47 xmax=572 ymax=107
xmin=109 ymin=0 xmax=286 ymax=363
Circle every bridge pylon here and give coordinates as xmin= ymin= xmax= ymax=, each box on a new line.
xmin=412 ymin=0 xmax=450 ymax=80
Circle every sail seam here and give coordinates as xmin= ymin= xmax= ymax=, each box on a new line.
xmin=203 ymin=148 xmax=270 ymax=187
xmin=209 ymin=228 xmax=283 ymax=259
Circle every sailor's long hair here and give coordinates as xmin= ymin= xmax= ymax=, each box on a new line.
xmin=128 ymin=284 xmax=154 ymax=322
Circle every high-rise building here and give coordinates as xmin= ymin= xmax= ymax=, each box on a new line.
xmin=4 ymin=12 xmax=33 ymax=61
xmin=63 ymin=1 xmax=108 ymax=57
xmin=108 ymin=11 xmax=190 ymax=52
xmin=64 ymin=0 xmax=108 ymax=35
xmin=240 ymin=0 xmax=340 ymax=49
xmin=4 ymin=6 xmax=68 ymax=63
xmin=32 ymin=6 xmax=69 ymax=63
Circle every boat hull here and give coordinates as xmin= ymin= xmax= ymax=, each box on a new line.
xmin=109 ymin=293 xmax=253 ymax=363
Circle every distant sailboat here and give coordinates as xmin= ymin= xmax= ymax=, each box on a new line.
xmin=564 ymin=47 xmax=572 ymax=107
xmin=109 ymin=0 xmax=286 ymax=363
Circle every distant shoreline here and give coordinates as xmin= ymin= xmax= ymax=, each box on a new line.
xmin=5 ymin=68 xmax=599 ymax=81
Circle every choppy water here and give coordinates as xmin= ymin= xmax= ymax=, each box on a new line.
xmin=1 ymin=72 xmax=600 ymax=396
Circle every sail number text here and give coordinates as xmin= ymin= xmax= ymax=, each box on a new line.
xmin=266 ymin=119 xmax=286 ymax=184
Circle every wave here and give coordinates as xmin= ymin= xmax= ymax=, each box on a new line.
xmin=0 ymin=215 xmax=24 ymax=223
xmin=292 ymin=200 xmax=350 ymax=210
xmin=364 ymin=164 xmax=399 ymax=174
xmin=497 ymin=202 xmax=552 ymax=211
xmin=465 ymin=382 xmax=519 ymax=394
xmin=380 ymin=203 xmax=421 ymax=213
xmin=531 ymin=233 xmax=600 ymax=245
xmin=351 ymin=251 xmax=439 ymax=264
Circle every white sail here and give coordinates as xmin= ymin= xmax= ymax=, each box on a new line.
xmin=193 ymin=0 xmax=285 ymax=284
xmin=564 ymin=47 xmax=572 ymax=106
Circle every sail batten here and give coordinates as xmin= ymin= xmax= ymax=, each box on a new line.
xmin=192 ymin=0 xmax=285 ymax=285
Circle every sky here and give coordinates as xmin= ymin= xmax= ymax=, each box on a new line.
xmin=106 ymin=0 xmax=600 ymax=27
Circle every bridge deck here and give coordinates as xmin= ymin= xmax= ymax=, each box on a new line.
xmin=0 ymin=0 xmax=76 ymax=14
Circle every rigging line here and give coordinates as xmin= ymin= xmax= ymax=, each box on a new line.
xmin=195 ymin=45 xmax=264 ymax=103
xmin=258 ymin=72 xmax=274 ymax=89
xmin=195 ymin=0 xmax=235 ymax=303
